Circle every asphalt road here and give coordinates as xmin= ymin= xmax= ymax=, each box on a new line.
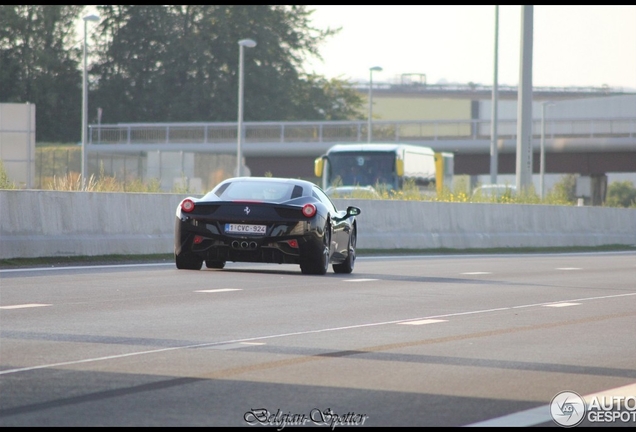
xmin=1 ymin=252 xmax=635 ymax=427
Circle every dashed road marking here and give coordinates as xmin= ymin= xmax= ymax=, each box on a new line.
xmin=195 ymin=289 xmax=242 ymax=293
xmin=2 ymin=292 xmax=634 ymax=376
xmin=556 ymin=267 xmax=582 ymax=270
xmin=543 ymin=302 xmax=581 ymax=308
xmin=461 ymin=272 xmax=492 ymax=275
xmin=0 ymin=303 xmax=51 ymax=310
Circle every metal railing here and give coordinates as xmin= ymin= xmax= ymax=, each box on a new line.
xmin=89 ymin=117 xmax=636 ymax=146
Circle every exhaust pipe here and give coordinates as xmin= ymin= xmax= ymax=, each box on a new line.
xmin=231 ymin=240 xmax=258 ymax=250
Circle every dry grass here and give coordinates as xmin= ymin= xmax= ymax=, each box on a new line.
xmin=43 ymin=171 xmax=165 ymax=192
xmin=338 ymin=179 xmax=575 ymax=205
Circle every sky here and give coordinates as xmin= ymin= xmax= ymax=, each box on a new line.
xmin=302 ymin=5 xmax=636 ymax=91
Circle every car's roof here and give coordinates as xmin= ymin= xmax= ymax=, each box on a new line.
xmin=202 ymin=176 xmax=319 ymax=203
xmin=475 ymin=184 xmax=517 ymax=190
xmin=326 ymin=185 xmax=380 ymax=197
xmin=472 ymin=184 xmax=517 ymax=197
xmin=326 ymin=185 xmax=377 ymax=192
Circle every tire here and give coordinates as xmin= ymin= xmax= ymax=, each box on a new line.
xmin=300 ymin=222 xmax=331 ymax=275
xmin=333 ymin=226 xmax=356 ymax=274
xmin=175 ymin=252 xmax=203 ymax=270
xmin=205 ymin=260 xmax=225 ymax=269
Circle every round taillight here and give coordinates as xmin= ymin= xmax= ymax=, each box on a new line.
xmin=302 ymin=203 xmax=317 ymax=218
xmin=181 ymin=199 xmax=195 ymax=213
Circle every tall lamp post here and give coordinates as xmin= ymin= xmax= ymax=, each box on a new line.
xmin=540 ymin=101 xmax=554 ymax=199
xmin=236 ymin=38 xmax=256 ymax=177
xmin=490 ymin=5 xmax=499 ymax=185
xmin=81 ymin=13 xmax=100 ymax=189
xmin=368 ymin=66 xmax=382 ymax=143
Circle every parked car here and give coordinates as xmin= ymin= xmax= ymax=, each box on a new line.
xmin=472 ymin=184 xmax=517 ymax=200
xmin=174 ymin=177 xmax=361 ymax=275
xmin=325 ymin=185 xmax=380 ymax=199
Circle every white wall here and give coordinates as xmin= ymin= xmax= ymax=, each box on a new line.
xmin=0 ymin=103 xmax=35 ymax=188
xmin=479 ymin=94 xmax=636 ymax=121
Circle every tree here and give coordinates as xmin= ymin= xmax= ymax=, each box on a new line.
xmin=0 ymin=6 xmax=364 ymax=142
xmin=0 ymin=5 xmax=84 ymax=142
xmin=90 ymin=5 xmax=364 ymax=124
xmin=606 ymin=180 xmax=636 ymax=208
xmin=547 ymin=174 xmax=577 ymax=204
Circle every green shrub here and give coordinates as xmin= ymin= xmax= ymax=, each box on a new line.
xmin=0 ymin=160 xmax=17 ymax=189
xmin=606 ymin=180 xmax=636 ymax=208
xmin=548 ymin=174 xmax=577 ymax=205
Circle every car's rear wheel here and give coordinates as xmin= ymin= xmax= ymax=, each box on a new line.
xmin=205 ymin=259 xmax=225 ymax=269
xmin=333 ymin=226 xmax=356 ymax=274
xmin=300 ymin=222 xmax=330 ymax=275
xmin=175 ymin=252 xmax=203 ymax=270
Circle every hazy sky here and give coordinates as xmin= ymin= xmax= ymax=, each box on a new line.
xmin=302 ymin=5 xmax=636 ymax=91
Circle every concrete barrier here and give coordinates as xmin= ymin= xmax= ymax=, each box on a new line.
xmin=0 ymin=191 xmax=184 ymax=259
xmin=340 ymin=198 xmax=636 ymax=250
xmin=1 ymin=190 xmax=635 ymax=259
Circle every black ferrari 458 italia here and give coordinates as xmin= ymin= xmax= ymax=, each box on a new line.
xmin=174 ymin=177 xmax=361 ymax=275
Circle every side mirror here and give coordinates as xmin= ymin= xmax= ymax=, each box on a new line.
xmin=396 ymin=159 xmax=404 ymax=176
xmin=346 ymin=206 xmax=361 ymax=217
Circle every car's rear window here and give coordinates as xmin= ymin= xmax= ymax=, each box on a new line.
xmin=213 ymin=181 xmax=301 ymax=202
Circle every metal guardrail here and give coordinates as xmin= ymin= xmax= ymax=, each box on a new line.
xmin=89 ymin=117 xmax=636 ymax=146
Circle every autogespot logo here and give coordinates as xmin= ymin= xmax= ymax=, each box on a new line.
xmin=550 ymin=391 xmax=586 ymax=427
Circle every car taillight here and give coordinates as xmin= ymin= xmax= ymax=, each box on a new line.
xmin=302 ymin=203 xmax=316 ymax=218
xmin=181 ymin=199 xmax=195 ymax=213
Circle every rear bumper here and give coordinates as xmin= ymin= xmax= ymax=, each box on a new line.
xmin=175 ymin=217 xmax=322 ymax=264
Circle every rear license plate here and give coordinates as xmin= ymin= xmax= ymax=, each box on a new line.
xmin=225 ymin=223 xmax=266 ymax=235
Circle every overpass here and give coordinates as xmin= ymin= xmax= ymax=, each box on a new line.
xmin=88 ymin=117 xmax=636 ymax=180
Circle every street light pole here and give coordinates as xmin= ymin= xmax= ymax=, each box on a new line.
xmin=368 ymin=66 xmax=382 ymax=143
xmin=237 ymin=38 xmax=256 ymax=177
xmin=540 ymin=101 xmax=554 ymax=200
xmin=490 ymin=5 xmax=499 ymax=185
xmin=81 ymin=14 xmax=99 ymax=190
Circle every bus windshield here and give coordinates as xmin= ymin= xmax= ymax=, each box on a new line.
xmin=328 ymin=151 xmax=397 ymax=189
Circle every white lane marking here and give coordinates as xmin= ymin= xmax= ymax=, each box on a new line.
xmin=464 ymin=382 xmax=636 ymax=427
xmin=1 ymin=292 xmax=635 ymax=376
xmin=0 ymin=303 xmax=51 ymax=310
xmin=543 ymin=302 xmax=581 ymax=308
xmin=556 ymin=267 xmax=582 ymax=270
xmin=465 ymin=405 xmax=549 ymax=427
xmin=344 ymin=279 xmax=378 ymax=282
xmin=461 ymin=272 xmax=492 ymax=275
xmin=195 ymin=289 xmax=241 ymax=293
xmin=398 ymin=319 xmax=448 ymax=326
xmin=584 ymin=382 xmax=636 ymax=406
